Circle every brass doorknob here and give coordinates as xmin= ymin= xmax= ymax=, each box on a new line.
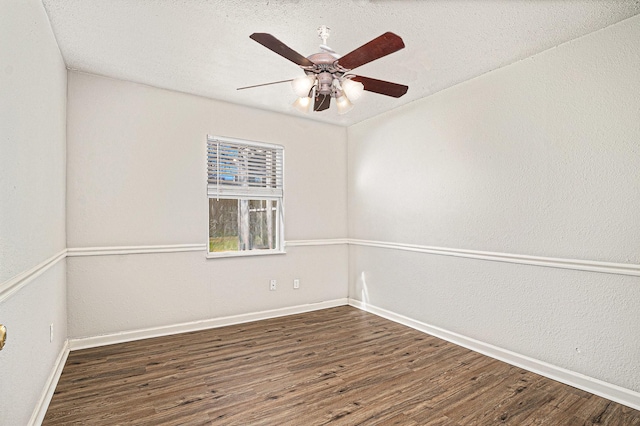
xmin=0 ymin=324 xmax=6 ymax=350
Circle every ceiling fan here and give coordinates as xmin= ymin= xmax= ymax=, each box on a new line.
xmin=238 ymin=26 xmax=408 ymax=114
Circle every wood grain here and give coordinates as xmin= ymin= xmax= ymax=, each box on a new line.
xmin=44 ymin=306 xmax=640 ymax=425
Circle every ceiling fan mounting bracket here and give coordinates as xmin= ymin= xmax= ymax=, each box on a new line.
xmin=317 ymin=25 xmax=331 ymax=45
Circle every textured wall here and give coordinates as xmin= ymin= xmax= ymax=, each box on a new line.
xmin=0 ymin=0 xmax=68 ymax=423
xmin=66 ymin=72 xmax=348 ymax=338
xmin=68 ymin=246 xmax=347 ymax=338
xmin=347 ymin=15 xmax=640 ymax=392
xmin=0 ymin=1 xmax=67 ymax=282
xmin=66 ymin=72 xmax=347 ymax=246
xmin=349 ymin=14 xmax=640 ymax=263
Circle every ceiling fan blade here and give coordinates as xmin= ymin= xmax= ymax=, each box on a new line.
xmin=337 ymin=32 xmax=405 ymax=71
xmin=351 ymin=75 xmax=408 ymax=98
xmin=237 ymin=79 xmax=293 ymax=90
xmin=250 ymin=33 xmax=314 ymax=67
xmin=314 ymin=94 xmax=331 ymax=111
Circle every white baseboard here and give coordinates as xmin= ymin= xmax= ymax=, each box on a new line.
xmin=348 ymin=298 xmax=640 ymax=412
xmin=69 ymin=298 xmax=349 ymax=351
xmin=29 ymin=340 xmax=70 ymax=426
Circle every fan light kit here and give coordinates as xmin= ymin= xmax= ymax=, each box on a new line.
xmin=238 ymin=25 xmax=408 ymax=114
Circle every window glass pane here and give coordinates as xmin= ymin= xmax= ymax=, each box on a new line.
xmin=209 ymin=198 xmax=239 ymax=252
xmin=208 ymin=198 xmax=279 ymax=253
xmin=248 ymin=199 xmax=277 ymax=250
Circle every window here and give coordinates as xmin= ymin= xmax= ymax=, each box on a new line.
xmin=207 ymin=135 xmax=284 ymax=257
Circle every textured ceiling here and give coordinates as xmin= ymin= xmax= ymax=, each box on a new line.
xmin=42 ymin=0 xmax=640 ymax=127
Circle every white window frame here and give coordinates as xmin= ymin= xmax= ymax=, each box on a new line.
xmin=206 ymin=135 xmax=285 ymax=258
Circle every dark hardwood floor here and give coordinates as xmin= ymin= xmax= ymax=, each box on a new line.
xmin=44 ymin=306 xmax=640 ymax=425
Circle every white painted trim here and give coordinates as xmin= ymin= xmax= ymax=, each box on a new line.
xmin=0 ymin=241 xmax=344 ymax=302
xmin=0 ymin=249 xmax=67 ymax=303
xmin=29 ymin=340 xmax=70 ymax=426
xmin=348 ymin=298 xmax=640 ymax=411
xmin=64 ymin=239 xmax=640 ymax=277
xmin=349 ymin=239 xmax=640 ymax=277
xmin=6 ymin=239 xmax=631 ymax=302
xmin=206 ymin=248 xmax=286 ymax=259
xmin=65 ymin=239 xmax=347 ymax=257
xmin=69 ymin=298 xmax=349 ymax=351
xmin=66 ymin=244 xmax=207 ymax=256
xmin=286 ymin=239 xmax=349 ymax=247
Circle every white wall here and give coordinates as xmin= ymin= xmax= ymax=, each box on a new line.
xmin=66 ymin=72 xmax=348 ymax=338
xmin=0 ymin=0 xmax=68 ymax=424
xmin=348 ymin=14 xmax=640 ymax=394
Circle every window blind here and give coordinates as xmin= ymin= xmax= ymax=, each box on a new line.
xmin=207 ymin=136 xmax=284 ymax=198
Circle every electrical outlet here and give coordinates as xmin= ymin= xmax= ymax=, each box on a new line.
xmin=293 ymin=279 xmax=300 ymax=289
xmin=270 ymin=279 xmax=277 ymax=291
xmin=50 ymin=323 xmax=54 ymax=342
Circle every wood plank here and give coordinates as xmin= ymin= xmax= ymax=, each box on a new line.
xmin=44 ymin=306 xmax=640 ymax=425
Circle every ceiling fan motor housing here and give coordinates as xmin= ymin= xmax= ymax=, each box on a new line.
xmin=304 ymin=52 xmax=348 ymax=96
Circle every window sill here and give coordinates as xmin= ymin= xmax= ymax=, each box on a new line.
xmin=206 ymin=249 xmax=286 ymax=259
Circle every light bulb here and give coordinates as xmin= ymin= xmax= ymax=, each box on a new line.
xmin=341 ymin=78 xmax=364 ymax=103
xmin=291 ymin=75 xmax=316 ymax=98
xmin=293 ymin=96 xmax=312 ymax=113
xmin=335 ymin=94 xmax=354 ymax=115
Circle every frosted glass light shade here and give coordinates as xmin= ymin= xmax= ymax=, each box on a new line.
xmin=335 ymin=95 xmax=354 ymax=115
xmin=293 ymin=96 xmax=312 ymax=113
xmin=341 ymin=78 xmax=365 ymax=103
xmin=291 ymin=75 xmax=316 ymax=97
